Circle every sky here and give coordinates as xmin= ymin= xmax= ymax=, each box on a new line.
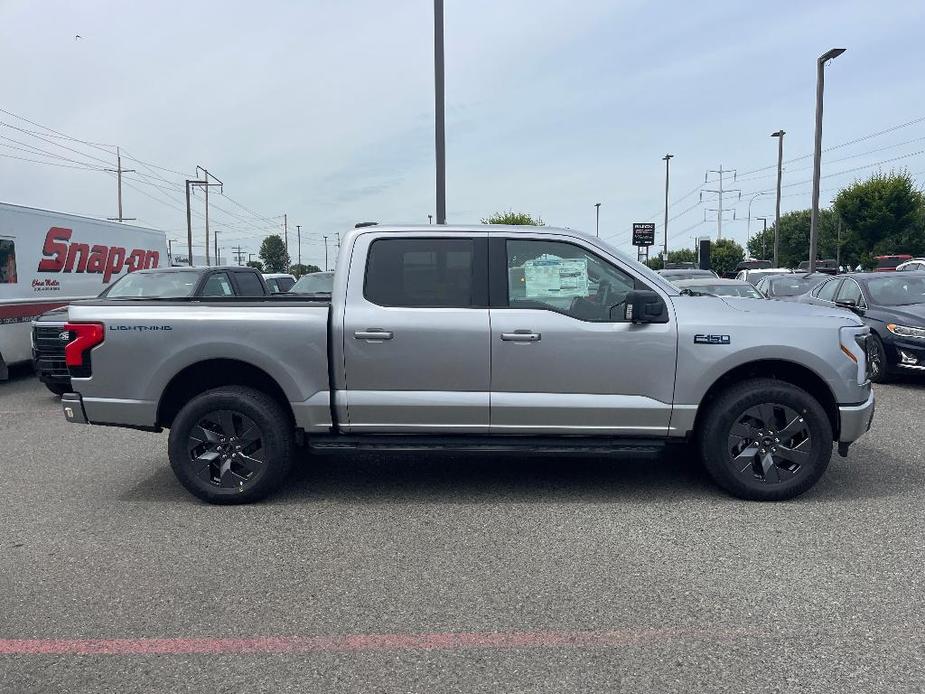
xmin=2 ymin=0 xmax=925 ymax=269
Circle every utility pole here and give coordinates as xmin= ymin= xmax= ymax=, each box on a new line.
xmin=106 ymin=146 xmax=136 ymax=222
xmin=213 ymin=230 xmax=220 ymax=266
xmin=185 ymin=177 xmax=207 ymax=266
xmin=193 ymin=166 xmax=223 ymax=266
xmin=831 ymin=200 xmax=843 ymax=269
xmin=434 ymin=0 xmax=446 ymax=224
xmin=283 ymin=214 xmax=289 ymax=259
xmin=810 ymin=48 xmax=846 ymax=273
xmin=594 ymin=202 xmax=601 ymax=238
xmin=248 ymin=253 xmax=256 ymax=265
xmin=662 ymin=154 xmax=673 ymax=259
xmin=702 ymin=165 xmax=740 ymax=240
xmin=756 ymin=217 xmax=769 ymax=260
xmin=746 ymin=193 xmax=764 ymax=256
xmin=771 ymin=130 xmax=785 ymax=266
xmin=296 ymin=224 xmax=301 ymax=267
xmin=232 ymin=245 xmax=244 ymax=265
xmin=323 ymin=235 xmax=329 ymax=271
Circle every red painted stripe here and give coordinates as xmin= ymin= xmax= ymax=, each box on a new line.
xmin=0 ymin=628 xmax=752 ymax=655
xmin=0 ymin=301 xmax=68 ymax=320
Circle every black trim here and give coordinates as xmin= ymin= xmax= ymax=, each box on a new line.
xmin=488 ymin=237 xmax=508 ymax=307
xmin=308 ymin=434 xmax=665 ymax=454
xmin=325 ymin=305 xmax=338 ymax=432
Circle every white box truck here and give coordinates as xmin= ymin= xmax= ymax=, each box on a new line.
xmin=0 ymin=202 xmax=167 ymax=379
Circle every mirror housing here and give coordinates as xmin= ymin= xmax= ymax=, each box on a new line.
xmin=835 ymin=299 xmax=865 ymax=315
xmin=621 ymin=290 xmax=669 ymax=324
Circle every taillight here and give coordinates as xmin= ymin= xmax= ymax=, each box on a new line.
xmin=64 ymin=322 xmax=105 ymax=375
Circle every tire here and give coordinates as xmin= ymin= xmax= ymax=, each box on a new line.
xmin=167 ymin=386 xmax=294 ymax=504
xmin=698 ymin=378 xmax=833 ymax=501
xmin=866 ymin=333 xmax=891 ymax=384
xmin=44 ymin=382 xmax=71 ymax=397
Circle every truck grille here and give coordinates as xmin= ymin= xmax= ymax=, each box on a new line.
xmin=33 ymin=325 xmax=70 ymax=379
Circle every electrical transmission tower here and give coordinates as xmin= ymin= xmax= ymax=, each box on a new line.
xmin=701 ymin=165 xmax=740 ymax=240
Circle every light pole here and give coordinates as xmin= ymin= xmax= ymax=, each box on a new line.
xmin=594 ymin=202 xmax=601 ymax=237
xmin=662 ymin=154 xmax=673 ymax=260
xmin=771 ymin=130 xmax=785 ymax=266
xmin=434 ymin=0 xmax=446 ymax=224
xmin=809 ymin=48 xmax=846 ymax=273
xmin=296 ymin=224 xmax=302 ymax=268
xmin=831 ymin=199 xmax=842 ymax=269
xmin=213 ymin=230 xmax=220 ymax=265
xmin=428 ymin=214 xmax=433 ymax=224
xmin=756 ymin=217 xmax=769 ymax=260
xmin=323 ymin=235 xmax=329 ymax=271
xmin=746 ymin=192 xmax=763 ymax=256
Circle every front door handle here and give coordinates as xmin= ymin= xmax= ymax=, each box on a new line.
xmin=500 ymin=330 xmax=541 ymax=342
xmin=354 ymin=329 xmax=394 ymax=341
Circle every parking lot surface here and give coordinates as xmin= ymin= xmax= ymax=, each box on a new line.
xmin=1 ymin=368 xmax=923 ymax=693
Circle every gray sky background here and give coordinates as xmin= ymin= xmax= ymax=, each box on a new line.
xmin=2 ymin=0 xmax=925 ymax=269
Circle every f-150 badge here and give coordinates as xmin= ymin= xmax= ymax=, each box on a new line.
xmin=694 ymin=334 xmax=730 ymax=344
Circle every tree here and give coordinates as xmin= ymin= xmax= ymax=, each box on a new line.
xmin=746 ymin=208 xmax=843 ymax=268
xmin=289 ymin=263 xmax=321 ymax=278
xmin=710 ymin=238 xmax=745 ymax=277
xmin=245 ymin=260 xmax=264 ymax=272
xmin=259 ymin=235 xmax=290 ymax=273
xmin=482 ymin=211 xmax=544 ymax=225
xmin=834 ymin=171 xmax=924 ymax=257
xmin=644 ymin=249 xmax=697 ymax=271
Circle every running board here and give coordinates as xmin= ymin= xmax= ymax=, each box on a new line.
xmin=308 ymin=434 xmax=665 ymax=455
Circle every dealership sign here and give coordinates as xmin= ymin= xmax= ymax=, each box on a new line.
xmin=632 ymin=222 xmax=655 ymax=247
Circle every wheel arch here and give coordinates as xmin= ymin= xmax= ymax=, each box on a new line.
xmin=156 ymin=358 xmax=294 ymax=429
xmin=692 ymin=359 xmax=840 ymax=440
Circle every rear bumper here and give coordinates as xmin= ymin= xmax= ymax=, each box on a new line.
xmin=61 ymin=392 xmax=88 ymax=424
xmin=838 ymin=391 xmax=875 ymax=443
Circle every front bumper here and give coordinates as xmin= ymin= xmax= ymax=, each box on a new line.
xmin=838 ymin=390 xmax=875 ymax=444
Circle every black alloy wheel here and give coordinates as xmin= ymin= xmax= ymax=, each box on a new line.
xmin=866 ymin=333 xmax=889 ymax=383
xmin=187 ymin=410 xmax=265 ymax=489
xmin=727 ymin=403 xmax=811 ymax=484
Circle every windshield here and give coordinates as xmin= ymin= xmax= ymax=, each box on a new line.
xmin=683 ymin=283 xmax=764 ymax=298
xmin=865 ymin=275 xmax=925 ymax=306
xmin=769 ymin=276 xmax=825 ymax=297
xmin=290 ymin=272 xmax=334 ymax=294
xmin=101 ymin=271 xmax=198 ymax=298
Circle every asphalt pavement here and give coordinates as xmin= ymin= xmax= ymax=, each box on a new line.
xmin=1 ymin=367 xmax=923 ymax=693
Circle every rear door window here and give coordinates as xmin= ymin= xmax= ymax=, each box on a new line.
xmin=815 ymin=279 xmax=841 ymax=302
xmin=364 ymin=238 xmax=478 ymax=307
xmin=200 ymin=272 xmax=235 ymax=296
xmin=836 ymin=279 xmax=863 ymax=305
xmin=0 ymin=239 xmax=16 ymax=284
xmin=234 ymin=272 xmax=265 ymax=296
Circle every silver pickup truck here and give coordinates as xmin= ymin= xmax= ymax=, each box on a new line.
xmin=60 ymin=224 xmax=875 ymax=504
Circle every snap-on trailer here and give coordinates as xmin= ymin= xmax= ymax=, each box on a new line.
xmin=0 ymin=202 xmax=167 ymax=378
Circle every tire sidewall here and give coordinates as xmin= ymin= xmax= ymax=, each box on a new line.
xmin=699 ymin=380 xmax=833 ymax=501
xmin=867 ymin=333 xmax=890 ymax=383
xmin=167 ymin=387 xmax=293 ymax=504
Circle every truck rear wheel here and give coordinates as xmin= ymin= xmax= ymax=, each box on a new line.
xmin=167 ymin=386 xmax=294 ymax=504
xmin=698 ymin=378 xmax=833 ymax=501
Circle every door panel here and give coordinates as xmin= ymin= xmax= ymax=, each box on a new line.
xmin=490 ymin=237 xmax=677 ymax=435
xmin=342 ymin=234 xmax=490 ymax=433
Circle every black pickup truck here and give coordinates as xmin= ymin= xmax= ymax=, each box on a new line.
xmin=32 ymin=266 xmax=271 ymax=395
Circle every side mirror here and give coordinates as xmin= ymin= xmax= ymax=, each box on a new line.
xmin=835 ymin=299 xmax=865 ymax=315
xmin=621 ymin=290 xmax=669 ymax=324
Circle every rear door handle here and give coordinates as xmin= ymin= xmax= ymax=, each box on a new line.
xmin=500 ymin=330 xmax=541 ymax=342
xmin=354 ymin=329 xmax=394 ymax=341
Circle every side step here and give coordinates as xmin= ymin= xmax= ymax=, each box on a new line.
xmin=308 ymin=434 xmax=666 ymax=455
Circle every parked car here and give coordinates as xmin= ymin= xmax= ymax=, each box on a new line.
xmin=802 ymin=271 xmax=925 ymax=382
xmin=735 ymin=267 xmax=794 ymax=286
xmin=289 ymin=271 xmax=334 ymax=295
xmin=263 ymin=273 xmax=296 ymax=294
xmin=673 ymin=278 xmax=765 ymax=299
xmin=656 ymin=268 xmax=718 ymax=283
xmin=59 ymin=224 xmax=873 ymax=504
xmin=755 ymin=273 xmax=830 ymax=301
xmin=33 ymin=266 xmax=270 ymax=395
xmin=874 ymin=255 xmax=913 ymax=272
xmin=797 ymin=259 xmax=840 ymax=275
xmin=896 ymin=258 xmax=925 ymax=272
xmin=734 ymin=260 xmax=772 ymax=274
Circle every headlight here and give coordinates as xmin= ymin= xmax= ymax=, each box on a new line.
xmin=886 ymin=323 xmax=925 ymax=340
xmin=839 ymin=325 xmax=869 ymax=385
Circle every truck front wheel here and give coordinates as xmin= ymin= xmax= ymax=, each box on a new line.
xmin=167 ymin=386 xmax=294 ymax=504
xmin=698 ymin=378 xmax=833 ymax=501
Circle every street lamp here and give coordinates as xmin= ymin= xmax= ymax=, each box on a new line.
xmin=594 ymin=202 xmax=601 ymax=237
xmin=809 ymin=48 xmax=846 ymax=273
xmin=756 ymin=217 xmax=769 ymax=261
xmin=434 ymin=0 xmax=446 ymax=224
xmin=213 ymin=230 xmax=220 ymax=266
xmin=662 ymin=154 xmax=673 ymax=260
xmin=746 ymin=192 xmax=764 ymax=256
xmin=771 ymin=130 xmax=785 ymax=266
